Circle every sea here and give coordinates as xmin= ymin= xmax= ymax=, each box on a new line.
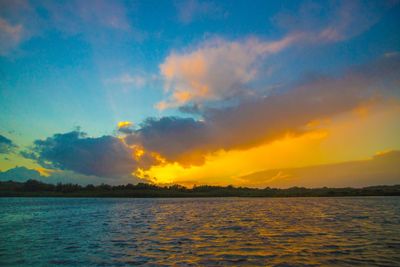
xmin=1 ymin=197 xmax=399 ymax=266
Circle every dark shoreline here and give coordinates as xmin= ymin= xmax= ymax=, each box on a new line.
xmin=2 ymin=195 xmax=400 ymax=198
xmin=1 ymin=179 xmax=400 ymax=198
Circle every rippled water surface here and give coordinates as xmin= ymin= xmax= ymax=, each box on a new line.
xmin=1 ymin=197 xmax=400 ymax=266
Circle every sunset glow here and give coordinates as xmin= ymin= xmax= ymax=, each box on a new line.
xmin=0 ymin=0 xmax=399 ymax=187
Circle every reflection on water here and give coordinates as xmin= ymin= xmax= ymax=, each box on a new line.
xmin=1 ymin=197 xmax=400 ymax=266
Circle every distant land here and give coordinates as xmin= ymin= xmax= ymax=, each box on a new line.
xmin=1 ymin=180 xmax=400 ymax=198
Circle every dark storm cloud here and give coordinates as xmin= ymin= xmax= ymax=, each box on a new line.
xmin=24 ymin=131 xmax=137 ymax=177
xmin=0 ymin=134 xmax=17 ymax=154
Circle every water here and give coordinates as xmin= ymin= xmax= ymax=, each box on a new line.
xmin=0 ymin=197 xmax=399 ymax=266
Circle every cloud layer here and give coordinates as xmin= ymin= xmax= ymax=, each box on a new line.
xmin=18 ymin=54 xmax=399 ymax=181
xmin=1 ymin=0 xmax=399 ymax=189
xmin=131 ymin=55 xmax=400 ymax=166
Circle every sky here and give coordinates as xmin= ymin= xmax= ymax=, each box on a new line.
xmin=0 ymin=0 xmax=399 ymax=188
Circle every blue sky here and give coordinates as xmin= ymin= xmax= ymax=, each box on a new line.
xmin=0 ymin=0 xmax=399 ymax=186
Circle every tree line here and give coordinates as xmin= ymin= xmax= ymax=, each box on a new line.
xmin=1 ymin=179 xmax=400 ymax=197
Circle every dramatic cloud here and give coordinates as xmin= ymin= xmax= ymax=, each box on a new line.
xmin=130 ymin=55 xmax=400 ymax=166
xmin=126 ymin=117 xmax=209 ymax=166
xmin=19 ymin=54 xmax=400 ymax=178
xmin=126 ymin=54 xmax=400 ymax=164
xmin=237 ymin=150 xmax=400 ymax=188
xmin=23 ymin=131 xmax=138 ymax=177
xmin=0 ymin=135 xmax=17 ymax=154
xmin=158 ymin=35 xmax=299 ymax=109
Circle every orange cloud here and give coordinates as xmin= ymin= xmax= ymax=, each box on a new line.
xmin=157 ymin=35 xmax=301 ymax=109
xmin=133 ymin=55 xmax=400 ymax=169
xmin=138 ymin=102 xmax=400 ymax=187
xmin=238 ymin=150 xmax=400 ymax=188
xmin=138 ymin=130 xmax=330 ymax=185
xmin=157 ymin=0 xmax=397 ymax=111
